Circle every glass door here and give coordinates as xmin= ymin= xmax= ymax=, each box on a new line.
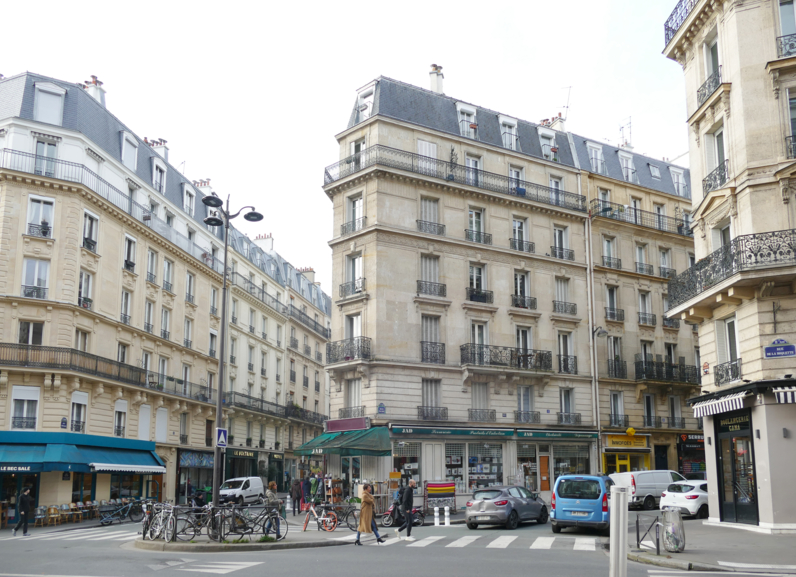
xmin=718 ymin=419 xmax=758 ymax=525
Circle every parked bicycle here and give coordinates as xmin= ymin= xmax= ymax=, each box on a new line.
xmin=99 ymin=499 xmax=143 ymax=526
xmin=302 ymin=500 xmax=338 ymax=532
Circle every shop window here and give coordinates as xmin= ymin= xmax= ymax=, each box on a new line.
xmin=445 ymin=443 xmax=466 ymax=493
xmin=468 ymin=443 xmax=503 ymax=490
xmin=110 ymin=474 xmax=142 ymax=500
xmin=393 ymin=441 xmax=421 ymax=488
xmin=517 ymin=443 xmax=537 ymax=491
xmin=71 ymin=473 xmax=94 ymax=503
xmin=553 ymin=445 xmax=590 ymax=483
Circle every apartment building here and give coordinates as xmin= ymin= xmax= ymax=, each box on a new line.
xmin=316 ymin=70 xmax=699 ymax=504
xmin=664 ymin=0 xmax=796 ymax=531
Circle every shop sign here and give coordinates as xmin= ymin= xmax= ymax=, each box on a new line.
xmin=270 ymin=453 xmax=283 ymax=461
xmin=0 ymin=465 xmax=38 ymax=472
xmin=517 ymin=431 xmax=599 ymax=439
xmin=230 ymin=449 xmax=256 ymax=458
xmin=391 ymin=427 xmax=514 ymax=437
xmin=605 ymin=434 xmax=647 ymax=448
xmin=62 ymin=472 xmax=71 ymax=481
xmin=679 ymin=434 xmax=704 ymax=443
xmin=764 ymin=339 xmax=796 ymax=358
xmin=60 ymin=418 xmax=67 ymax=429
xmin=718 ymin=413 xmax=750 ymax=434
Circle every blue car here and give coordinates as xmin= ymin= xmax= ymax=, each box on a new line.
xmin=551 ymin=475 xmax=614 ymax=534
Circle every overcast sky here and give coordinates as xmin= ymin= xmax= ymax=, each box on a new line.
xmin=2 ymin=0 xmax=686 ymax=292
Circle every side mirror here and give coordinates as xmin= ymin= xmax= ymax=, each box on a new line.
xmin=530 ymin=492 xmax=539 ymax=500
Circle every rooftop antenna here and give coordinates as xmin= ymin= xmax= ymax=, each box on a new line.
xmin=561 ymin=86 xmax=572 ymax=120
xmin=619 ymin=117 xmax=632 ymax=148
xmin=178 ymin=160 xmax=186 ymax=175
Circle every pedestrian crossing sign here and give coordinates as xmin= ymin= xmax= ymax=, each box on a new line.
xmin=216 ymin=427 xmax=228 ymax=448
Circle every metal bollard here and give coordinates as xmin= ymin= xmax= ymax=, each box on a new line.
xmin=636 ymin=515 xmax=640 ymax=548
xmin=444 ymin=506 xmax=450 ymax=527
xmin=286 ymin=495 xmax=292 ymax=512
xmin=609 ymin=485 xmax=628 ymax=577
xmin=656 ymin=523 xmax=660 ymax=556
xmin=434 ymin=507 xmax=440 ymax=527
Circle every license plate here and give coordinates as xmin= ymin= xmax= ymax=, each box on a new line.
xmin=570 ymin=511 xmax=589 ymax=517
xmin=476 ymin=516 xmax=490 ymax=520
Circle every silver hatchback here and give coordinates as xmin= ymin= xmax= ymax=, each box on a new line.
xmin=466 ymin=485 xmax=549 ymax=530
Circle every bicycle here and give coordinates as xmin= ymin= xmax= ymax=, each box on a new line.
xmin=302 ymin=501 xmax=338 ymax=532
xmin=99 ymin=499 xmax=144 ymax=526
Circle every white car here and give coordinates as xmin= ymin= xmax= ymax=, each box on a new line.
xmin=659 ymin=480 xmax=709 ymax=518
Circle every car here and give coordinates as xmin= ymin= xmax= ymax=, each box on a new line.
xmin=683 ymin=472 xmax=707 ymax=481
xmin=218 ymin=477 xmax=264 ymax=505
xmin=465 ymin=485 xmax=548 ymax=530
xmin=551 ymin=475 xmax=612 ymax=535
xmin=660 ymin=481 xmax=709 ymax=518
xmin=609 ymin=470 xmax=687 ymax=510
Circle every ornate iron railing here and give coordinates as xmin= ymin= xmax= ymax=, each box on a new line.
xmin=417 ymin=220 xmax=446 ymax=236
xmin=715 ymin=358 xmax=742 ymax=386
xmin=553 ymin=301 xmax=577 ymax=315
xmin=460 ymin=344 xmax=552 ymax=371
xmin=146 ymin=272 xmax=157 ymax=285
xmin=777 ymin=33 xmax=796 ymax=58
xmin=608 ymin=414 xmax=629 ymax=427
xmin=247 ymin=362 xmax=254 ymax=372
xmin=230 ymin=273 xmax=291 ymax=319
xmin=638 ymin=312 xmax=656 ymax=326
xmin=514 ymin=411 xmax=541 ymax=424
xmin=303 ymin=376 xmax=309 ymax=388
xmin=114 ymin=426 xmax=125 ymax=437
xmin=417 ymin=280 xmax=447 ymax=297
xmin=642 ymin=415 xmax=662 ymax=428
xmin=608 ymin=359 xmax=628 ymax=379
xmin=323 ymin=144 xmax=587 ymax=212
xmin=664 ymin=0 xmax=699 ymax=46
xmin=668 ymin=229 xmax=796 ymax=308
xmin=341 ymin=217 xmax=366 ymax=236
xmin=421 ymin=341 xmax=446 ymax=364
xmin=465 ymin=229 xmax=492 ymax=245
xmin=469 ymin=409 xmax=496 ymax=422
xmin=605 ymin=308 xmax=624 ymax=322
xmin=703 ymin=159 xmax=729 ymax=195
xmin=83 ymin=237 xmax=97 ymax=253
xmin=180 ymin=434 xmax=189 ymax=445
xmin=418 ymin=406 xmax=448 ymax=420
xmin=290 ymin=370 xmax=296 ymax=382
xmin=163 ymin=280 xmax=173 ymax=293
xmin=78 ymin=297 xmax=92 ymax=310
xmin=230 ymin=355 xmax=236 ymax=364
xmin=636 ymin=262 xmax=654 ymax=275
xmin=602 ymin=256 xmax=622 ymax=269
xmin=466 ymin=287 xmax=494 ymax=303
xmin=557 ymin=413 xmax=581 ymax=425
xmin=11 ymin=417 xmax=36 ymax=430
xmin=697 ymin=67 xmax=722 ymax=108
xmin=120 ymin=313 xmax=131 ymax=325
xmin=123 ymin=260 xmax=135 ymax=273
xmin=186 ymin=293 xmax=195 ymax=304
xmin=210 ymin=306 xmax=218 ymax=316
xmin=551 ymin=246 xmax=575 ymax=261
xmin=260 ymin=367 xmax=266 ymax=376
xmin=22 ymin=285 xmax=47 ymax=299
xmin=71 ymin=420 xmax=85 ymax=433
xmin=209 ymin=348 xmax=216 ymax=358
xmin=27 ymin=223 xmax=52 ymax=238
xmin=558 ymin=355 xmax=578 ymax=374
xmin=668 ymin=417 xmax=686 ymax=428
xmin=663 ymin=317 xmax=680 ymax=329
xmin=788 ymin=136 xmax=796 ymax=160
xmin=315 ymin=381 xmax=320 ymax=392
xmin=591 ymin=199 xmax=692 ymax=234
xmin=327 ymin=337 xmax=372 ymax=364
xmin=660 ymin=266 xmax=677 ymax=279
xmin=184 ymin=339 xmax=192 ymax=349
xmin=284 ymin=404 xmax=327 ymax=425
xmin=289 ymin=337 xmax=299 ymax=350
xmin=249 ymin=325 xmax=255 ymax=334
xmin=635 ymin=361 xmax=699 ymax=384
xmin=304 ymin=344 xmax=312 ymax=356
xmin=225 ymin=391 xmax=287 ymax=420
xmin=288 ymin=304 xmax=331 ymax=339
xmin=510 ymin=238 xmax=535 ymax=253
xmin=316 ymin=351 xmax=323 ymax=363
xmin=340 ymin=278 xmax=366 ymax=298
xmin=511 ymin=295 xmax=537 ymax=309
xmin=338 ymin=406 xmax=366 ymax=419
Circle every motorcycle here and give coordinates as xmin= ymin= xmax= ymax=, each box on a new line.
xmin=381 ymin=498 xmax=425 ymax=527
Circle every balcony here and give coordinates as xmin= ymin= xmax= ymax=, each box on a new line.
xmin=642 ymin=415 xmax=662 ymax=428
xmin=209 ymin=348 xmax=216 ymax=358
xmin=417 ymin=220 xmax=446 ymax=236
xmin=469 ymin=409 xmax=496 ymax=423
xmin=636 ymin=262 xmax=654 ymax=275
xmin=460 ymin=119 xmax=479 ymax=140
xmin=284 ymin=403 xmax=328 ymax=425
xmin=608 ymin=414 xmax=629 ymax=428
xmin=230 ymin=273 xmax=292 ymax=320
xmin=327 ymin=336 xmax=372 ymax=364
xmin=303 ymin=376 xmax=309 ymax=388
xmin=316 ymin=351 xmax=323 ymax=363
xmin=161 ymin=329 xmax=170 ymax=340
xmin=591 ymin=199 xmax=692 ymax=235
xmin=123 ymin=260 xmax=135 ymax=273
xmin=664 ymin=0 xmax=698 ymax=46
xmin=259 ymin=439 xmax=265 ymax=448
xmin=502 ymin=131 xmax=519 ymax=151
xmin=249 ymin=325 xmax=255 ymax=334
xmin=114 ymin=426 xmax=125 ymax=437
xmin=186 ymin=293 xmax=195 ymax=305
xmin=341 ymin=216 xmax=366 ymax=236
xmin=71 ymin=420 xmax=85 ymax=433
xmin=340 ymin=278 xmax=366 ymax=299
xmin=261 ymin=368 xmax=266 ymax=377
xmin=83 ymin=237 xmax=97 ymax=253
xmin=289 ymin=337 xmax=299 ymax=350
xmin=78 ymin=297 xmax=93 ymax=310
xmin=553 ymin=301 xmax=577 ymax=315
xmin=276 ymin=374 xmax=281 ymax=382
xmin=304 ymin=344 xmax=312 ymax=356
xmin=465 ymin=229 xmax=492 ymax=245
xmin=557 ymin=413 xmax=581 ymax=425
xmin=263 ymin=332 xmax=267 ymax=340
xmin=662 ymin=317 xmax=680 ymax=329
xmin=602 ymin=256 xmax=622 ymax=270
xmin=230 ymin=355 xmax=236 ymax=365
xmin=605 ymin=307 xmax=624 ymax=322
xmin=120 ymin=313 xmax=131 ymax=325
xmin=715 ymin=358 xmax=742 ymax=387
xmin=778 ymin=33 xmax=796 ymax=58
xmin=466 ymin=287 xmax=493 ymax=304
xmin=697 ymin=67 xmax=722 ymax=108
xmin=421 ymin=341 xmax=445 ymax=364
xmin=210 ymin=306 xmax=218 ymax=316
xmin=558 ymin=355 xmax=578 ymax=375
xmin=510 ymin=238 xmax=535 ymax=253
xmin=703 ymin=159 xmax=729 ymax=195
xmin=590 ymin=158 xmax=607 ymax=175
xmin=660 ymin=267 xmax=677 ymax=280
xmin=638 ymin=312 xmax=656 ymax=326
xmin=315 ymin=381 xmax=320 ymax=392
xmin=541 ymin=144 xmax=559 ymax=162
xmin=290 ymin=370 xmax=296 ymax=383
xmin=635 ymin=360 xmax=699 ymax=384
xmin=418 ymin=406 xmax=448 ymax=421
xmin=163 ymin=280 xmax=173 ymax=293
xmin=461 ymin=344 xmax=552 ymax=371
xmin=184 ymin=339 xmax=192 ymax=349
xmin=338 ymin=406 xmax=366 ymax=419
xmin=27 ymin=222 xmax=52 ymax=238
xmin=417 ymin=280 xmax=447 ymax=297
xmin=668 ymin=417 xmax=686 ymax=429
xmin=511 ymin=295 xmax=537 ymax=310
xmin=551 ymin=246 xmax=575 ymax=261
xmin=608 ymin=359 xmax=628 ymax=379
xmin=515 ymin=411 xmax=540 ymax=424
xmin=248 ymin=362 xmax=254 ymax=372
xmin=11 ymin=417 xmax=36 ymax=430
xmin=323 ymin=144 xmax=587 ymax=212
xmin=622 ymin=167 xmax=640 ymax=184
xmin=788 ymin=136 xmax=796 ymax=160
xmin=21 ymin=285 xmax=47 ymax=299
xmin=178 ymin=434 xmax=188 ymax=445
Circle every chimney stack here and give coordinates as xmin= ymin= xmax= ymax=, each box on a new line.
xmin=152 ymin=138 xmax=169 ymax=162
xmin=194 ymin=178 xmax=213 ymax=197
xmin=85 ymin=75 xmax=106 ymax=107
xmin=429 ymin=64 xmax=444 ymax=94
xmin=298 ymin=267 xmax=315 ymax=283
xmin=253 ymin=233 xmax=274 ymax=252
xmin=550 ymin=112 xmax=565 ymax=132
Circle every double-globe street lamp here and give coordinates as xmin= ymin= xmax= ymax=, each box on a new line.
xmin=202 ymin=193 xmax=263 ymax=507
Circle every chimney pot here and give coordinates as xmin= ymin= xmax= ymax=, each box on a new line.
xmin=429 ymin=64 xmax=444 ymax=94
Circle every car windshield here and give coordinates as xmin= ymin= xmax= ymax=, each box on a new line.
xmin=221 ymin=480 xmax=244 ymax=490
xmin=473 ymin=490 xmax=503 ymax=501
xmin=666 ymin=483 xmax=694 ymax=493
xmin=557 ymin=479 xmax=601 ymax=500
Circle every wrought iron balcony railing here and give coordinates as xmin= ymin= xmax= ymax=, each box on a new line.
xmin=327 ymin=336 xmax=372 ymax=364
xmin=511 ymin=295 xmax=537 ymax=309
xmin=660 ymin=266 xmax=677 ymax=279
xmin=341 ymin=217 xmax=366 ymax=236
xmin=421 ymin=341 xmax=445 ymax=364
xmin=608 ymin=414 xmax=629 ymax=427
xmin=417 ymin=280 xmax=447 ymax=297
xmin=11 ymin=417 xmax=36 ymax=430
xmin=553 ymin=301 xmax=577 ymax=315
xmin=146 ymin=272 xmax=157 ymax=285
xmin=114 ymin=426 xmax=125 ymax=437
xmin=161 ymin=329 xmax=170 ymax=340
xmin=286 ymin=304 xmax=330 ymax=339
xmin=465 ymin=229 xmax=492 ymax=245
xmin=515 ymin=411 xmax=541 ymax=424
xmin=502 ymin=131 xmax=520 ymax=150
xmin=664 ymin=0 xmax=698 ymax=46
xmin=323 ymin=145 xmax=587 ymax=212
xmin=248 ymin=362 xmax=254 ymax=372
xmin=316 ymin=351 xmax=323 ymax=363
xmin=642 ymin=415 xmax=662 ymax=428
xmin=71 ymin=420 xmax=85 ymax=433
xmin=417 ymin=220 xmax=446 ymax=236
xmin=602 ymin=256 xmax=622 ymax=269
xmin=78 ymin=297 xmax=92 ymax=310
xmin=557 ymin=412 xmax=581 ymax=425
xmin=541 ymin=144 xmax=559 ymax=162
xmin=715 ymin=358 xmax=742 ymax=386
xmin=608 ymin=359 xmax=628 ymax=379
xmin=340 ymin=278 xmax=366 ymax=298
xmin=303 ymin=376 xmax=309 ymax=388
xmin=22 ymin=285 xmax=47 ymax=299
xmin=460 ymin=344 xmax=552 ymax=371
xmin=209 ymin=348 xmax=216 ymax=358
xmin=668 ymin=417 xmax=686 ymax=429
xmin=338 ymin=406 xmax=366 ymax=419
xmin=249 ymin=325 xmax=255 ymax=334
xmin=590 ymin=158 xmax=607 ymax=175
xmin=184 ymin=339 xmax=192 ymax=349
xmin=778 ymin=33 xmax=796 ymax=58
xmin=315 ymin=381 xmax=320 ymax=392
xmin=788 ymin=136 xmax=796 ymax=160
xmin=230 ymin=355 xmax=236 ymax=364
xmin=466 ymin=287 xmax=494 ymax=303
xmin=638 ymin=312 xmax=656 ymax=326
xmin=469 ymin=409 xmax=496 ymax=422
xmin=418 ymin=406 xmax=448 ymax=420
xmin=123 ymin=260 xmax=135 ymax=273
xmin=510 ymin=238 xmax=535 ymax=253
xmin=210 ymin=306 xmax=218 ymax=316
xmin=591 ymin=199 xmax=692 ymax=234
xmin=27 ymin=223 xmax=52 ymax=238
xmin=635 ymin=360 xmax=699 ymax=384
xmin=83 ymin=237 xmax=97 ymax=253
xmin=261 ymin=368 xmax=266 ymax=377
xmin=663 ymin=317 xmax=680 ymax=329
xmin=290 ymin=370 xmax=296 ymax=382
xmin=180 ymin=434 xmax=189 ymax=445
xmin=558 ymin=355 xmax=578 ymax=374
xmin=229 ymin=273 xmax=291 ymax=319
xmin=703 ymin=159 xmax=729 ymax=195
xmin=551 ymin=246 xmax=575 ymax=261
xmin=460 ymin=119 xmax=479 ymax=140
xmin=605 ymin=307 xmax=624 ymax=322
xmin=276 ymin=373 xmax=281 ymax=382
xmin=289 ymin=337 xmax=299 ymax=350
xmin=636 ymin=262 xmax=654 ymax=275
xmin=186 ymin=293 xmax=195 ymax=304
xmin=304 ymin=344 xmax=312 ymax=356
xmin=120 ymin=313 xmax=131 ymax=325
xmin=668 ymin=228 xmax=796 ymax=308
xmin=697 ymin=66 xmax=722 ymax=108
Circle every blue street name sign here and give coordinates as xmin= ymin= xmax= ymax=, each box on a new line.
xmin=765 ymin=339 xmax=796 ymax=359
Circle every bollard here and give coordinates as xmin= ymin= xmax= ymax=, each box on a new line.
xmin=434 ymin=507 xmax=440 ymax=527
xmin=636 ymin=515 xmax=640 ymax=548
xmin=656 ymin=523 xmax=660 ymax=557
xmin=608 ymin=485 xmax=628 ymax=577
xmin=286 ymin=495 xmax=292 ymax=512
xmin=444 ymin=506 xmax=450 ymax=527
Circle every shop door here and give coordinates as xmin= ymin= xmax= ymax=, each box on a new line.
xmin=424 ymin=443 xmax=443 ymax=482
xmin=539 ymin=456 xmax=550 ymax=491
xmin=654 ymin=445 xmax=668 ymax=470
xmin=617 ymin=454 xmax=630 ymax=472
xmin=719 ymin=436 xmax=758 ymax=525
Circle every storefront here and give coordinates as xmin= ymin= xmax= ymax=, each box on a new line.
xmin=177 ymin=449 xmax=214 ymax=504
xmin=602 ymin=433 xmax=651 ymax=473
xmin=677 ymin=433 xmax=705 ymax=477
xmin=224 ymin=448 xmax=258 ymax=480
xmin=516 ymin=431 xmax=596 ymax=494
xmin=267 ymin=452 xmax=284 ymax=492
xmin=714 ymin=409 xmax=758 ymax=525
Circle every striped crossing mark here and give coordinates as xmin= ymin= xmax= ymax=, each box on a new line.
xmin=370 ymin=537 xmax=401 ymax=546
xmin=446 ymin=535 xmax=480 ymax=548
xmin=176 ymin=562 xmax=263 ymax=575
xmin=530 ymin=536 xmax=556 ymax=549
xmin=86 ymin=531 xmax=138 ymax=541
xmin=573 ymin=538 xmax=596 ymax=551
xmin=406 ymin=536 xmax=445 ymax=547
xmin=486 ymin=536 xmax=517 ymax=549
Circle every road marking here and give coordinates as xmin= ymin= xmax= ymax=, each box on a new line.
xmin=329 ymin=534 xmax=358 ymax=541
xmin=60 ymin=531 xmax=119 ymax=540
xmin=530 ymin=536 xmax=555 ymax=549
xmin=38 ymin=530 xmax=109 ymax=540
xmin=111 ymin=533 xmax=141 ymax=541
xmin=486 ymin=536 xmax=517 ymax=548
xmin=717 ymin=561 xmax=796 ymax=570
xmin=573 ymin=537 xmax=595 ymax=551
xmin=370 ymin=537 xmax=401 ymax=546
xmin=641 ymin=539 xmax=656 ymax=549
xmin=446 ymin=535 xmax=480 ymax=548
xmin=87 ymin=531 xmax=138 ymax=541
xmin=406 ymin=536 xmax=445 ymax=547
xmin=176 ymin=562 xmax=263 ymax=575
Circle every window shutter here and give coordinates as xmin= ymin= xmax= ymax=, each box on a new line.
xmin=421 ymin=256 xmax=439 ymax=283
xmin=555 ymin=278 xmax=568 ymax=302
xmin=421 ymin=315 xmax=439 ymax=342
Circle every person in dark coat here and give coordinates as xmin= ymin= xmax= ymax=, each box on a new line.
xmin=290 ymin=479 xmax=302 ymax=516
xmin=395 ymin=479 xmax=417 ymax=541
xmin=12 ymin=487 xmax=32 ymax=537
xmin=302 ymin=475 xmax=312 ymax=507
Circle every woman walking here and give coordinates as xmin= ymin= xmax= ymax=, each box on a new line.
xmin=355 ymin=484 xmax=385 ymax=546
xmin=290 ymin=479 xmax=302 ymax=516
xmin=263 ymin=481 xmax=282 ymax=539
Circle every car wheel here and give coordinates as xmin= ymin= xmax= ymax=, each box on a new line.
xmin=537 ymin=506 xmax=548 ymax=524
xmin=697 ymin=504 xmax=708 ymax=519
xmin=551 ymin=522 xmax=561 ymax=534
xmin=505 ymin=510 xmax=519 ymax=530
xmin=466 ymin=522 xmax=478 ymax=530
xmin=237 ymin=496 xmax=245 ymax=506
xmin=643 ymin=496 xmax=656 ymax=510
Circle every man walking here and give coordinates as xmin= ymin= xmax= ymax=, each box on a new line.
xmin=394 ymin=479 xmax=416 ymax=542
xmin=12 ymin=487 xmax=32 ymax=537
xmin=290 ymin=479 xmax=302 ymax=516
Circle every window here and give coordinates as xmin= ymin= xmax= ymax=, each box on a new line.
xmin=607 ymin=335 xmax=622 ymax=361
xmin=421 ymin=314 xmax=440 ymax=345
xmin=22 ymin=258 xmax=49 ymax=298
xmin=78 ymin=270 xmax=92 ymax=306
xmin=670 ymin=168 xmax=687 ymax=196
xmin=599 ymin=188 xmax=610 ymax=203
xmin=12 ymin=386 xmax=39 ymax=430
xmin=649 ymin=164 xmax=661 ymax=179
xmin=154 ymin=166 xmax=165 ymax=193
xmin=33 ymin=82 xmax=66 ymax=125
xmin=553 ymin=226 xmax=567 ymax=250
xmin=121 ymin=290 xmax=132 ymax=322
xmin=147 ymin=250 xmax=157 ymax=281
xmin=588 ymin=144 xmax=604 ymax=173
xmin=689 ymin=253 xmax=696 ymax=267
xmin=610 ymin=391 xmax=624 ymax=419
xmin=75 ymin=329 xmax=89 ymax=351
xmin=619 ymin=153 xmax=636 ymax=182
xmin=165 ymin=213 xmax=174 ymax=227
xmin=471 ymin=322 xmax=487 ymax=345
xmin=420 ymin=197 xmax=439 ymax=224
xmin=514 ymin=271 xmax=529 ymax=297
xmin=660 ymin=249 xmax=670 ymax=270
xmin=639 ymin=291 xmax=650 ymax=314
xmin=248 ymin=346 xmax=254 ymax=370
xmin=636 ymin=244 xmax=646 ymax=264
xmin=641 ymin=340 xmax=654 ymax=362
xmin=211 ymin=288 xmax=218 ymax=312
xmin=230 ymin=338 xmax=237 ymax=362
xmin=19 ymin=321 xmax=44 ymax=345
xmin=707 ymin=125 xmax=726 ymax=174
xmin=654 ymin=204 xmax=666 ymax=230
xmin=184 ymin=318 xmax=192 ymax=346
xmin=458 ymin=106 xmax=476 ymax=138
xmin=540 ymin=133 xmax=555 ymax=160
xmin=83 ymin=211 xmax=99 ymax=250
xmin=144 ymin=300 xmax=154 ymax=331
xmin=347 ymin=253 xmax=363 ymax=287
xmin=34 ymin=140 xmax=57 ymax=177
xmin=161 ymin=307 xmax=170 ymax=336
xmin=549 ymin=177 xmax=563 ymax=205
xmin=209 ymin=332 xmax=218 ymax=356
xmin=468 ymin=208 xmax=483 ymax=234
xmin=122 ymin=133 xmax=138 ymax=171
xmin=469 ymin=264 xmax=484 ymax=290
xmin=356 ymin=88 xmax=374 ymax=123
xmin=345 ymin=378 xmax=361 ymax=408
xmin=141 ymin=352 xmax=151 ymax=373
xmin=558 ymin=332 xmax=573 ymax=364
xmin=261 ymin=351 xmax=267 ymax=374
xmin=28 ymin=197 xmax=55 ymax=231
xmin=555 ymin=278 xmax=569 ymax=303
xmin=472 ymin=382 xmax=488 ymax=410
xmin=117 ymin=343 xmax=128 ymax=363
xmin=716 ymin=316 xmax=739 ymax=366
xmin=603 ymin=236 xmax=616 ymax=260
xmin=517 ymin=385 xmax=533 ymax=412
xmin=501 ymin=121 xmax=518 ymax=150
xmin=516 ymin=326 xmax=532 ymax=352
xmin=186 ymin=272 xmax=195 ymax=299
xmin=665 ymin=343 xmax=677 ymax=364
xmin=643 ymin=394 xmax=655 ymax=418
xmin=124 ymin=236 xmax=136 ymax=268
xmin=706 ymin=35 xmax=720 ymax=76
xmin=163 ymin=260 xmax=173 ymax=290
xmin=465 ymin=156 xmax=480 ymax=186
xmin=559 ymin=387 xmax=573 ymax=414
xmin=512 ymin=218 xmax=527 ymax=242
xmin=158 ymin=356 xmax=168 ymax=379
xmin=184 ymin=189 xmax=195 ymax=215
xmin=71 ymin=391 xmax=88 ymax=433
xmin=347 ymin=194 xmax=363 ymax=224
xmin=781 ymin=0 xmax=796 ymax=38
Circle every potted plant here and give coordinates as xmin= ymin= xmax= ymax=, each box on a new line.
xmin=228 ymin=435 xmax=234 ymax=443
xmin=259 ymin=440 xmax=265 ymax=448
xmin=469 ymin=123 xmax=478 ymax=130
xmin=40 ymin=219 xmax=50 ymax=237
xmin=246 ymin=437 xmax=253 ymax=446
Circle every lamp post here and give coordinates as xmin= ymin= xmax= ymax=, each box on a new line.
xmin=202 ymin=193 xmax=263 ymax=507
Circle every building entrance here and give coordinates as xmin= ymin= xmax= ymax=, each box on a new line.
xmin=716 ymin=410 xmax=758 ymax=525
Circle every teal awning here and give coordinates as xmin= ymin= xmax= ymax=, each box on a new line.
xmin=293 ymin=432 xmax=342 ymax=456
xmin=294 ymin=428 xmax=391 ymax=457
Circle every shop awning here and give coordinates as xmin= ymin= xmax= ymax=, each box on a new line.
xmin=292 ymin=432 xmax=342 ymax=456
xmin=692 ymin=391 xmax=750 ymax=418
xmin=294 ymin=427 xmax=391 ymax=457
xmin=773 ymin=386 xmax=796 ymax=404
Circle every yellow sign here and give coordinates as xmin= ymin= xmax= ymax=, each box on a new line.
xmin=606 ymin=434 xmax=647 ymax=448
xmin=389 ymin=472 xmax=402 ymax=479
xmin=626 ymin=427 xmax=636 ymax=437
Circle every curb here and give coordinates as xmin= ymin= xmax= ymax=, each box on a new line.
xmin=134 ymin=537 xmax=351 ymax=553
xmin=627 ymin=551 xmax=734 ymax=572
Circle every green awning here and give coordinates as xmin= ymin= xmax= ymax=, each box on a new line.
xmin=294 ymin=427 xmax=391 ymax=457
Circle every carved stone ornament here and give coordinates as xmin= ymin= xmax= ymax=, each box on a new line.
xmin=81 ymin=250 xmax=100 ymax=273
xmin=781 ymin=178 xmax=793 ymax=204
xmin=692 ymin=120 xmax=701 ymax=148
xmin=773 ymin=69 xmax=780 ymax=100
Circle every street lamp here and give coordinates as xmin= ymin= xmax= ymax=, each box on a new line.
xmin=202 ymin=192 xmax=263 ymax=507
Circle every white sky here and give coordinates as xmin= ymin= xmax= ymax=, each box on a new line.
xmin=2 ymin=0 xmax=686 ymax=292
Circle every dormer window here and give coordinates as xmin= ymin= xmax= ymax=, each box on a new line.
xmin=499 ymin=116 xmax=519 ymax=151
xmin=356 ymin=87 xmax=375 ymax=123
xmin=121 ymin=132 xmax=138 ymax=171
xmin=457 ymin=103 xmax=478 ymax=139
xmin=183 ymin=184 xmax=196 ymax=215
xmin=619 ymin=152 xmax=638 ymax=183
xmin=33 ymin=82 xmax=66 ymax=126
xmin=151 ymin=156 xmax=167 ymax=193
xmin=539 ymin=129 xmax=557 ymax=161
xmin=670 ymin=167 xmax=688 ymax=197
xmin=649 ymin=164 xmax=661 ymax=179
xmin=587 ymin=143 xmax=605 ymax=174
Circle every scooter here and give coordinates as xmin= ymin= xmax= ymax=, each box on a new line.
xmin=381 ymin=498 xmax=425 ymax=527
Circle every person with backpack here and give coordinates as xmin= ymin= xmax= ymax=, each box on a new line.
xmin=12 ymin=487 xmax=32 ymax=537
xmin=394 ymin=479 xmax=417 ymax=541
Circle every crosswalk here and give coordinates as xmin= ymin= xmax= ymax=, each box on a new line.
xmin=0 ymin=528 xmax=140 ymax=542
xmin=341 ymin=534 xmax=604 ymax=551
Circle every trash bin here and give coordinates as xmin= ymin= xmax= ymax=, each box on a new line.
xmin=661 ymin=508 xmax=686 ymax=553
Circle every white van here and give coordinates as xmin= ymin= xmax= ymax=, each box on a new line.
xmin=219 ymin=477 xmax=264 ymax=505
xmin=609 ymin=470 xmax=686 ymax=509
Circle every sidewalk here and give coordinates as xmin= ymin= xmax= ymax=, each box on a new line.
xmin=1 ymin=518 xmax=136 ymax=536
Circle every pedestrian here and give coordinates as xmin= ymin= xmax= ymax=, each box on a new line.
xmin=186 ymin=478 xmax=193 ymax=502
xmin=355 ymin=484 xmax=385 ymax=545
xmin=302 ymin=475 xmax=311 ymax=507
xmin=263 ymin=481 xmax=282 ymax=539
xmin=12 ymin=487 xmax=32 ymax=537
xmin=290 ymin=479 xmax=302 ymax=516
xmin=395 ymin=479 xmax=416 ymax=542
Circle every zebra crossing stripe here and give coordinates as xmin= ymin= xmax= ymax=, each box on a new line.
xmin=530 ymin=536 xmax=555 ymax=549
xmin=39 ymin=530 xmax=109 ymax=540
xmin=111 ymin=534 xmax=141 ymax=541
xmin=573 ymin=538 xmax=596 ymax=551
xmin=370 ymin=537 xmax=401 ymax=546
xmin=176 ymin=562 xmax=263 ymax=575
xmin=446 ymin=535 xmax=480 ymax=548
xmin=406 ymin=536 xmax=445 ymax=547
xmin=88 ymin=532 xmax=138 ymax=541
xmin=486 ymin=536 xmax=517 ymax=548
xmin=61 ymin=531 xmax=121 ymax=541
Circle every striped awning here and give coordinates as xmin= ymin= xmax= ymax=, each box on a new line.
xmin=692 ymin=391 xmax=750 ymax=418
xmin=773 ymin=387 xmax=796 ymax=404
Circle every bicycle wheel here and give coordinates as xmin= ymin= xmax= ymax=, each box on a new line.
xmin=147 ymin=516 xmax=163 ymax=541
xmin=175 ymin=516 xmax=197 ymax=541
xmin=165 ymin=516 xmax=176 ymax=543
xmin=346 ymin=509 xmax=360 ymax=532
xmin=302 ymin=512 xmax=311 ymax=532
xmin=128 ymin=504 xmax=144 ymax=523
xmin=320 ymin=511 xmax=338 ymax=532
xmin=207 ymin=512 xmax=223 ymax=541
xmin=263 ymin=514 xmax=288 ymax=541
